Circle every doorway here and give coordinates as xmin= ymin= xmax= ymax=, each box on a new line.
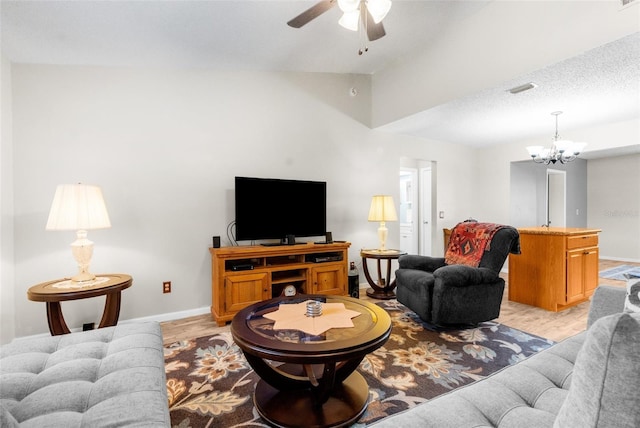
xmin=547 ymin=169 xmax=566 ymax=227
xmin=399 ymin=159 xmax=436 ymax=255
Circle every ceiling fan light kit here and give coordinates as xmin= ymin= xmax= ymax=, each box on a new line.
xmin=288 ymin=0 xmax=390 ymax=52
xmin=526 ymin=111 xmax=587 ymax=165
xmin=338 ymin=0 xmax=391 ymax=30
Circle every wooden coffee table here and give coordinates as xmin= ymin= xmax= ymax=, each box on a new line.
xmin=231 ymin=295 xmax=391 ymax=428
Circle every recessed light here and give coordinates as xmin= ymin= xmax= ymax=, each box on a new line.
xmin=508 ymin=82 xmax=538 ymax=94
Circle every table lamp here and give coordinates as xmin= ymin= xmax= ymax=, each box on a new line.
xmin=46 ymin=184 xmax=111 ymax=282
xmin=368 ymin=195 xmax=397 ymax=251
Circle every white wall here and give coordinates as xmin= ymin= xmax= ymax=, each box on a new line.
xmin=588 ymin=154 xmax=640 ymax=261
xmin=10 ymin=64 xmax=476 ymax=337
xmin=1 ymin=54 xmax=15 ymax=344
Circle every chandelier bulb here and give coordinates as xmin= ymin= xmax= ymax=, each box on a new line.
xmin=525 ymin=111 xmax=587 ymax=165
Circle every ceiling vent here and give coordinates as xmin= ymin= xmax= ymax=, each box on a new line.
xmin=621 ymin=0 xmax=636 ymax=7
xmin=507 ymin=82 xmax=538 ymax=95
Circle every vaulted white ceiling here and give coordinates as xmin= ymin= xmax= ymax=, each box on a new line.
xmin=2 ymin=0 xmax=639 ymax=151
xmin=1 ymin=0 xmax=490 ymax=74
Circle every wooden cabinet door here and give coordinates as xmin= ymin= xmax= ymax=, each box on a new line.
xmin=566 ymin=249 xmax=585 ymax=304
xmin=224 ymin=272 xmax=269 ymax=314
xmin=310 ymin=264 xmax=346 ymax=295
xmin=566 ymin=247 xmax=599 ymax=304
xmin=583 ymin=247 xmax=599 ymax=296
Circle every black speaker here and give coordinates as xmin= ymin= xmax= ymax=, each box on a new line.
xmin=348 ymin=275 xmax=359 ymax=298
xmin=325 ymin=231 xmax=333 ymax=243
xmin=349 ymin=282 xmax=359 ymax=298
xmin=286 ymin=234 xmax=296 ymax=245
xmin=212 ymin=236 xmax=221 ymax=248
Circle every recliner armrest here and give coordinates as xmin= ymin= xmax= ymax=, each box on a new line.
xmin=398 ymin=255 xmax=446 ymax=272
xmin=433 ymin=265 xmax=499 ymax=287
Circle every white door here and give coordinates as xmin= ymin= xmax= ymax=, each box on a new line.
xmin=399 ymin=163 xmax=434 ymax=256
xmin=547 ymin=169 xmax=566 ymax=227
xmin=420 ymin=167 xmax=433 ymax=255
xmin=399 ymin=168 xmax=418 ymax=254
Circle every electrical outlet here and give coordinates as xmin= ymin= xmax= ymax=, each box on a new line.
xmin=82 ymin=322 xmax=95 ymax=331
xmin=163 ymin=281 xmax=171 ymax=293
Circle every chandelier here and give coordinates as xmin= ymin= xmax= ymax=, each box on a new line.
xmin=337 ymin=0 xmax=392 ymax=31
xmin=526 ymin=112 xmax=587 ymax=165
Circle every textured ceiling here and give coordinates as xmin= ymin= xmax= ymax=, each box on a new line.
xmin=2 ymin=0 xmax=639 ymax=152
xmin=380 ymin=32 xmax=640 ymax=148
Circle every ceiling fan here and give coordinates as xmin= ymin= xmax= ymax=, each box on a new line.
xmin=287 ymin=0 xmax=391 ymax=44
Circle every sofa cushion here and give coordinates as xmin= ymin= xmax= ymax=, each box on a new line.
xmin=554 ymin=312 xmax=640 ymax=428
xmin=0 ymin=322 xmax=170 ymax=427
xmin=0 ymin=405 xmax=19 ymax=428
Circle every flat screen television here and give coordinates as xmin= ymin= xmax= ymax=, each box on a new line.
xmin=234 ymin=176 xmax=327 ymax=242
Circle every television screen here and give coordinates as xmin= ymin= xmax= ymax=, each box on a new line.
xmin=234 ymin=176 xmax=327 ymax=242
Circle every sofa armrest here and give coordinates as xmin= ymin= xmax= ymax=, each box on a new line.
xmin=587 ymin=285 xmax=626 ymax=328
xmin=398 ymin=255 xmax=446 ymax=272
xmin=433 ymin=265 xmax=499 ymax=287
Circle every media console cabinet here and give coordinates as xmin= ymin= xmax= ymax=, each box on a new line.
xmin=508 ymin=227 xmax=601 ymax=312
xmin=209 ymin=242 xmax=351 ymax=326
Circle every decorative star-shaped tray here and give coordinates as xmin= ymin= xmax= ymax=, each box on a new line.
xmin=263 ymin=300 xmax=361 ymax=336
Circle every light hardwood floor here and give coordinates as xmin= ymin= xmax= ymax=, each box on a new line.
xmin=161 ymin=259 xmax=636 ymax=344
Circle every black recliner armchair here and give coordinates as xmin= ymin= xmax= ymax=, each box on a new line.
xmin=395 ymin=223 xmax=520 ymax=326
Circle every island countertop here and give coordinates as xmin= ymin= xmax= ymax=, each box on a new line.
xmin=517 ymin=227 xmax=601 ymax=236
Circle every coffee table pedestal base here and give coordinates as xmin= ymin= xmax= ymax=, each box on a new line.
xmin=254 ymin=370 xmax=369 ymax=428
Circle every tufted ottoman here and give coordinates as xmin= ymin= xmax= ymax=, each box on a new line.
xmin=0 ymin=322 xmax=170 ymax=427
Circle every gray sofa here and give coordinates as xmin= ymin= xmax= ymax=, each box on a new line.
xmin=373 ymin=285 xmax=640 ymax=427
xmin=0 ymin=322 xmax=170 ymax=427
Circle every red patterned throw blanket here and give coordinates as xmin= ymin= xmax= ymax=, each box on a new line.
xmin=445 ymin=222 xmax=505 ymax=267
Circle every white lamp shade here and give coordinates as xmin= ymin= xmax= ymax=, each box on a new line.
xmin=526 ymin=146 xmax=543 ymax=157
xmin=368 ymin=0 xmax=392 ymax=23
xmin=368 ymin=195 xmax=398 ymax=222
xmin=571 ymin=142 xmax=587 ymax=154
xmin=337 ymin=0 xmax=360 ymax=12
xmin=554 ymin=139 xmax=572 ymax=153
xmin=339 ymin=10 xmax=360 ymax=31
xmin=46 ymin=184 xmax=111 ymax=231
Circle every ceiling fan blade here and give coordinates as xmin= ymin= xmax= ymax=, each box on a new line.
xmin=365 ymin=9 xmax=386 ymax=41
xmin=287 ymin=0 xmax=337 ymax=28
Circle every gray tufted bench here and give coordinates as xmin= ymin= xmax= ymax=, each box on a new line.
xmin=0 ymin=322 xmax=170 ymax=427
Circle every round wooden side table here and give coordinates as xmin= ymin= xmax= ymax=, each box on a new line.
xmin=360 ymin=249 xmax=407 ymax=299
xmin=27 ymin=273 xmax=132 ymax=335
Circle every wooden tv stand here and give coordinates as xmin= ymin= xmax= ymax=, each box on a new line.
xmin=209 ymin=242 xmax=351 ymax=326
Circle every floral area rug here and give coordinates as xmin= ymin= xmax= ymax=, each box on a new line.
xmin=164 ymin=301 xmax=554 ymax=427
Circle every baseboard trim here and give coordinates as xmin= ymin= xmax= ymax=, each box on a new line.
xmin=120 ymin=306 xmax=211 ymax=325
xmin=12 ymin=307 xmax=212 ymax=344
xmin=600 ymin=255 xmax=640 ymax=263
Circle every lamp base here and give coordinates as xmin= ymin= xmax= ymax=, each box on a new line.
xmin=377 ymin=222 xmax=388 ymax=251
xmin=71 ymin=272 xmax=97 ymax=282
xmin=70 ymin=230 xmax=96 ymax=283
